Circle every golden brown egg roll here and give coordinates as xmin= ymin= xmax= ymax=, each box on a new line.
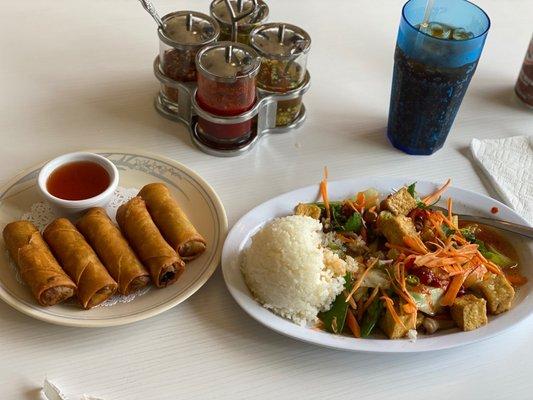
xmin=138 ymin=183 xmax=206 ymax=260
xmin=77 ymin=208 xmax=150 ymax=295
xmin=3 ymin=221 xmax=76 ymax=306
xmin=116 ymin=196 xmax=185 ymax=288
xmin=43 ymin=218 xmax=117 ymax=309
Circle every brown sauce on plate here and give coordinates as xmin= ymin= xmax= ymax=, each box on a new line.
xmin=47 ymin=161 xmax=110 ymax=200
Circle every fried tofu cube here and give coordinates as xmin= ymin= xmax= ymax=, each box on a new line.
xmin=474 ymin=273 xmax=515 ymax=315
xmin=377 ymin=211 xmax=418 ymax=245
xmin=381 ymin=187 xmax=418 ymax=216
xmin=450 ymin=294 xmax=488 ymax=331
xmin=379 ymin=308 xmax=416 ymax=339
xmin=294 ymin=203 xmax=322 ymax=220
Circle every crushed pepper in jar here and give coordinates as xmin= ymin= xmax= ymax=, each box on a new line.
xmin=158 ymin=11 xmax=219 ymax=103
xmin=250 ymin=23 xmax=311 ymax=126
xmin=210 ymin=0 xmax=269 ymax=45
xmin=276 ymin=97 xmax=304 ymax=126
xmin=195 ymin=42 xmax=260 ymax=144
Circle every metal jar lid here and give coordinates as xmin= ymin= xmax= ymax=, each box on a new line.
xmin=158 ymin=11 xmax=220 ymax=49
xmin=210 ymin=0 xmax=269 ymax=28
xmin=196 ymin=41 xmax=261 ymax=82
xmin=250 ymin=23 xmax=311 ymax=59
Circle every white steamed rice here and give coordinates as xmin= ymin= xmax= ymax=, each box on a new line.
xmin=241 ymin=215 xmax=347 ymax=326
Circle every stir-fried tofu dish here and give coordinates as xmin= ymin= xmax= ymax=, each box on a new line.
xmin=291 ymin=177 xmax=528 ymax=340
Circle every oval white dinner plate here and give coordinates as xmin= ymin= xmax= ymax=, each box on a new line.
xmin=222 ymin=178 xmax=532 ymax=353
xmin=0 ymin=150 xmax=227 ymax=327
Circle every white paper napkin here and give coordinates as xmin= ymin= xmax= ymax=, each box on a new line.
xmin=470 ymin=135 xmax=533 ymax=226
xmin=41 ymin=379 xmax=104 ymax=400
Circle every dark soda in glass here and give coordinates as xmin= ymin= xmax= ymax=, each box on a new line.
xmin=387 ymin=0 xmax=490 ymax=155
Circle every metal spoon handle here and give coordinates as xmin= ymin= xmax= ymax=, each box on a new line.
xmin=458 ymin=214 xmax=533 ymax=239
xmin=139 ymin=0 xmax=165 ymax=31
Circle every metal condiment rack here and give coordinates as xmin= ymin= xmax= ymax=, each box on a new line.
xmin=152 ymin=0 xmax=311 ymax=157
xmin=154 ymin=58 xmax=310 ymax=157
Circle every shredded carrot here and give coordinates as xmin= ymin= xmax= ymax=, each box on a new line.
xmin=447 ymin=197 xmax=455 ymax=226
xmin=345 ymin=258 xmax=378 ymax=302
xmin=354 ymin=192 xmax=366 ymax=213
xmin=475 ymin=252 xmax=504 ymax=275
xmin=422 ymin=178 xmax=451 ymax=206
xmin=346 ymin=309 xmax=361 ymax=338
xmin=403 ymin=235 xmax=429 ymax=254
xmin=320 ymin=167 xmax=330 ymax=221
xmin=347 ymin=295 xmax=357 ymax=309
xmin=380 ymin=293 xmax=407 ymax=330
xmin=440 ymin=272 xmax=467 ymax=306
xmin=357 ymin=286 xmax=380 ymax=320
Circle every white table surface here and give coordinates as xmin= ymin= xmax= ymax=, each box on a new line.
xmin=0 ymin=0 xmax=531 ymax=399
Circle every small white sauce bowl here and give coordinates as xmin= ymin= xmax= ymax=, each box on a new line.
xmin=37 ymin=152 xmax=119 ymax=216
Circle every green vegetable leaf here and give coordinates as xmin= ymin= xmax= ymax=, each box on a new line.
xmin=460 ymin=227 xmax=477 ymax=243
xmin=407 ymin=182 xmax=417 ymax=198
xmin=319 ymin=273 xmax=353 ymax=334
xmin=442 ymin=225 xmax=455 ymax=237
xmin=344 ymin=212 xmax=362 ymax=233
xmin=360 ymin=298 xmax=384 ymax=337
xmin=483 ymin=243 xmax=515 ymax=268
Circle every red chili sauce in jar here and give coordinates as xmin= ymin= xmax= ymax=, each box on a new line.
xmin=195 ymin=42 xmax=260 ymax=143
xmin=47 ymin=161 xmax=110 ymax=201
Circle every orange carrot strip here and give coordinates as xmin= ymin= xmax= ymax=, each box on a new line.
xmin=440 ymin=272 xmax=467 ymax=306
xmin=358 ymin=286 xmax=380 ymax=320
xmin=447 ymin=197 xmax=453 ymax=223
xmin=346 ymin=309 xmax=361 ymax=338
xmin=320 ymin=167 xmax=330 ymax=221
xmin=380 ymin=294 xmax=407 ymax=330
xmin=422 ymin=179 xmax=451 ymax=206
xmin=355 ymin=192 xmax=365 ymax=213
xmin=403 ymin=235 xmax=429 ymax=254
xmin=345 ymin=258 xmax=378 ymax=302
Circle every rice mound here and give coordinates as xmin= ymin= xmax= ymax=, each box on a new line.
xmin=241 ymin=215 xmax=346 ymax=325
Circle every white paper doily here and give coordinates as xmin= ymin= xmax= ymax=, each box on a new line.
xmin=9 ymin=186 xmax=151 ymax=307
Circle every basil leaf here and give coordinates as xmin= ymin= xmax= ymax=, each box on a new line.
xmin=344 ymin=212 xmax=362 ymax=233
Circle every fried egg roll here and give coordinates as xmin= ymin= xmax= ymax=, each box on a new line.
xmin=116 ymin=196 xmax=185 ymax=287
xmin=138 ymin=183 xmax=206 ymax=260
xmin=3 ymin=221 xmax=76 ymax=306
xmin=43 ymin=218 xmax=117 ymax=309
xmin=77 ymin=208 xmax=150 ymax=295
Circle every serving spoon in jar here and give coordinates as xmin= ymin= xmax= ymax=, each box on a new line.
xmin=139 ymin=0 xmax=166 ymax=32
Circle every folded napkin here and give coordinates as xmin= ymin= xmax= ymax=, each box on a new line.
xmin=470 ymin=135 xmax=533 ymax=226
xmin=41 ymin=379 xmax=104 ymax=400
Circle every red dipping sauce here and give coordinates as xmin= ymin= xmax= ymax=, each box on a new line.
xmin=46 ymin=161 xmax=110 ymax=201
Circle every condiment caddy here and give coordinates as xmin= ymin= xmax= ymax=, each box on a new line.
xmin=144 ymin=0 xmax=312 ymax=157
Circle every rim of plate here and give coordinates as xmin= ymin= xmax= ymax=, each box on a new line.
xmin=221 ymin=177 xmax=532 ymax=353
xmin=0 ymin=149 xmax=228 ymax=327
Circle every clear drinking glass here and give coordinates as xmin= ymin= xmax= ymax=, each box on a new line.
xmin=387 ymin=0 xmax=490 ymax=155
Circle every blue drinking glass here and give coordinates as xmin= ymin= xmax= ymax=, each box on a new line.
xmin=387 ymin=0 xmax=490 ymax=155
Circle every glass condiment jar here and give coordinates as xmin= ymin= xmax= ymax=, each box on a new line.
xmin=210 ymin=0 xmax=269 ymax=45
xmin=515 ymin=35 xmax=533 ymax=108
xmin=158 ymin=11 xmax=219 ymax=103
xmin=250 ymin=23 xmax=311 ymax=126
xmin=195 ymin=41 xmax=260 ymax=145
